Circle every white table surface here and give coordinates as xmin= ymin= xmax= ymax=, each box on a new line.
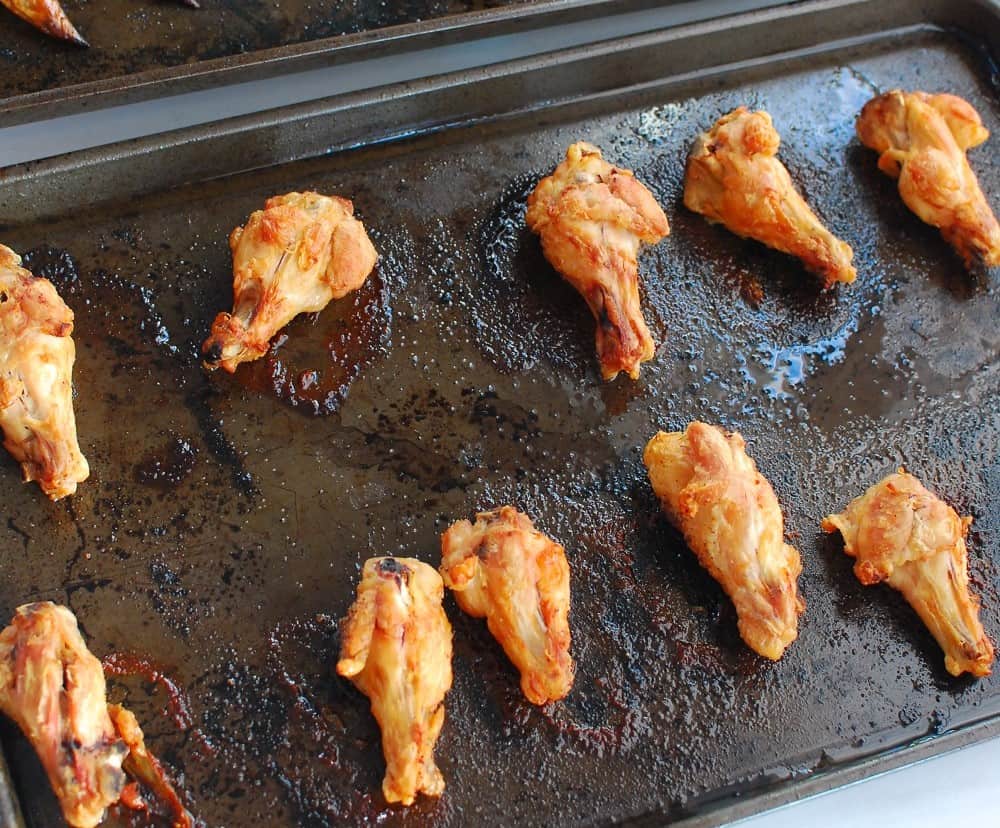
xmin=1 ymin=1 xmax=997 ymax=823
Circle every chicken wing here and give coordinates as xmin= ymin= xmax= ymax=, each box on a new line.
xmin=0 ymin=602 xmax=192 ymax=828
xmin=202 ymin=191 xmax=378 ymax=373
xmin=856 ymin=90 xmax=1000 ymax=270
xmin=1 ymin=0 xmax=86 ymax=45
xmin=336 ymin=557 xmax=453 ymax=806
xmin=684 ymin=107 xmax=856 ymax=288
xmin=0 ymin=244 xmax=89 ymax=500
xmin=440 ymin=506 xmax=574 ymax=705
xmin=525 ymin=142 xmax=670 ymax=381
xmin=822 ymin=470 xmax=994 ymax=678
xmin=644 ymin=421 xmax=805 ymax=659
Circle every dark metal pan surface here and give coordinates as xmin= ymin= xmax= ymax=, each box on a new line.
xmin=0 ymin=0 xmax=686 ymax=123
xmin=1 ymin=0 xmax=527 ymax=96
xmin=0 ymin=1 xmax=998 ymax=825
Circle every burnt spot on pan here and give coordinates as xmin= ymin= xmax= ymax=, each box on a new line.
xmin=135 ymin=434 xmax=199 ymax=490
xmin=20 ymin=244 xmax=81 ymax=291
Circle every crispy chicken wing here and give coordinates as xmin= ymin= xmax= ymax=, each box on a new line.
xmin=336 ymin=557 xmax=453 ymax=806
xmin=525 ymin=142 xmax=670 ymax=381
xmin=822 ymin=470 xmax=995 ymax=677
xmin=0 ymin=602 xmax=192 ymax=828
xmin=644 ymin=422 xmax=805 ymax=659
xmin=1 ymin=0 xmax=86 ymax=44
xmin=856 ymin=90 xmax=1000 ymax=269
xmin=440 ymin=506 xmax=574 ymax=705
xmin=0 ymin=245 xmax=89 ymax=500
xmin=202 ymin=191 xmax=378 ymax=373
xmin=684 ymin=107 xmax=856 ymax=288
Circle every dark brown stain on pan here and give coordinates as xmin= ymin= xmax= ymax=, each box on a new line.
xmin=0 ymin=29 xmax=997 ymax=828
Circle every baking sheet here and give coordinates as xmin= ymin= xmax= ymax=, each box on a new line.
xmin=0 ymin=0 xmax=682 ymax=123
xmin=0 ymin=0 xmax=527 ymax=96
xmin=0 ymin=0 xmax=998 ymax=824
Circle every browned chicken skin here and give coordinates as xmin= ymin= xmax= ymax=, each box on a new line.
xmin=525 ymin=142 xmax=670 ymax=381
xmin=336 ymin=557 xmax=453 ymax=806
xmin=0 ymin=0 xmax=85 ymax=44
xmin=822 ymin=470 xmax=995 ymax=678
xmin=684 ymin=107 xmax=857 ymax=288
xmin=856 ymin=90 xmax=1000 ymax=269
xmin=644 ymin=422 xmax=805 ymax=659
xmin=202 ymin=191 xmax=378 ymax=373
xmin=440 ymin=507 xmax=574 ymax=705
xmin=0 ymin=244 xmax=89 ymax=500
xmin=0 ymin=603 xmax=192 ymax=828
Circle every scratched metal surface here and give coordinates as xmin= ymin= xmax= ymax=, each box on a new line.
xmin=0 ymin=24 xmax=997 ymax=828
xmin=0 ymin=0 xmax=538 ymax=101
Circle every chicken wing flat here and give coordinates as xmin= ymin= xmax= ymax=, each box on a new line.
xmin=440 ymin=506 xmax=574 ymax=705
xmin=0 ymin=244 xmax=89 ymax=500
xmin=644 ymin=421 xmax=805 ymax=659
xmin=336 ymin=557 xmax=453 ymax=806
xmin=822 ymin=470 xmax=995 ymax=677
xmin=525 ymin=142 xmax=670 ymax=381
xmin=856 ymin=90 xmax=1000 ymax=269
xmin=1 ymin=0 xmax=86 ymax=44
xmin=202 ymin=191 xmax=378 ymax=373
xmin=684 ymin=107 xmax=857 ymax=288
xmin=0 ymin=602 xmax=192 ymax=828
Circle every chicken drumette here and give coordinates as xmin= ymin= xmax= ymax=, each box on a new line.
xmin=822 ymin=470 xmax=995 ymax=678
xmin=0 ymin=602 xmax=192 ymax=828
xmin=684 ymin=107 xmax=857 ymax=288
xmin=525 ymin=142 xmax=670 ymax=381
xmin=644 ymin=421 xmax=805 ymax=659
xmin=440 ymin=506 xmax=574 ymax=705
xmin=856 ymin=90 xmax=1000 ymax=270
xmin=202 ymin=191 xmax=378 ymax=373
xmin=0 ymin=244 xmax=89 ymax=500
xmin=336 ymin=557 xmax=453 ymax=806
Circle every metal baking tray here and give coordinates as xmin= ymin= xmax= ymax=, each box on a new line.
xmin=0 ymin=0 xmax=998 ymax=824
xmin=0 ymin=0 xmax=769 ymax=125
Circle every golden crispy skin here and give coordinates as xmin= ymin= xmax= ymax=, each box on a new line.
xmin=0 ymin=603 xmax=191 ymax=828
xmin=856 ymin=90 xmax=1000 ymax=269
xmin=0 ymin=0 xmax=86 ymax=44
xmin=440 ymin=506 xmax=574 ymax=705
xmin=0 ymin=245 xmax=89 ymax=500
xmin=106 ymin=705 xmax=194 ymax=827
xmin=644 ymin=422 xmax=805 ymax=659
xmin=684 ymin=107 xmax=856 ymax=288
xmin=525 ymin=142 xmax=670 ymax=381
xmin=822 ymin=470 xmax=995 ymax=678
xmin=203 ymin=191 xmax=378 ymax=373
xmin=337 ymin=557 xmax=453 ymax=806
